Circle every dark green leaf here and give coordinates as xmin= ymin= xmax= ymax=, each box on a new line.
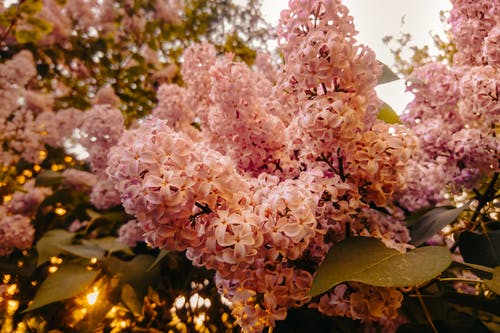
xmin=23 ymin=264 xmax=100 ymax=312
xmin=105 ymin=255 xmax=160 ymax=299
xmin=378 ymin=62 xmax=399 ymax=84
xmin=484 ymin=266 xmax=500 ymax=295
xmin=458 ymin=230 xmax=500 ymax=267
xmin=310 ymin=237 xmax=451 ymax=297
xmin=146 ymin=250 xmax=169 ymax=272
xmin=377 ymin=102 xmax=401 ymax=124
xmin=35 ymin=229 xmax=74 ymax=267
xmin=35 ymin=170 xmax=64 ymax=187
xmin=410 ymin=205 xmax=467 ymax=246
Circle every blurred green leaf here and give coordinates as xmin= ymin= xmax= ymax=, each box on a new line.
xmin=105 ymin=255 xmax=160 ymax=299
xmin=378 ymin=62 xmax=399 ymax=84
xmin=147 ymin=250 xmax=169 ymax=272
xmin=86 ymin=208 xmax=102 ymax=220
xmin=26 ymin=16 xmax=53 ymax=35
xmin=19 ymin=0 xmax=43 ymax=15
xmin=15 ymin=29 xmax=39 ymax=43
xmin=35 ymin=229 xmax=74 ymax=267
xmin=377 ymin=102 xmax=401 ymax=124
xmin=484 ymin=266 xmax=500 ymax=295
xmin=409 ymin=205 xmax=467 ymax=246
xmin=310 ymin=237 xmax=451 ymax=297
xmin=35 ymin=170 xmax=64 ymax=187
xmin=23 ymin=264 xmax=100 ymax=312
xmin=83 ymin=237 xmax=131 ymax=255
xmin=121 ymin=283 xmax=143 ymax=317
xmin=59 ymin=244 xmax=106 ymax=259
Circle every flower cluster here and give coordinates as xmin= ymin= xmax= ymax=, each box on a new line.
xmin=0 ymin=206 xmax=35 ymax=257
xmin=0 ymin=51 xmax=46 ymax=166
xmin=449 ymin=0 xmax=499 ymax=66
xmin=0 ymin=50 xmax=86 ymax=167
xmin=399 ymin=0 xmax=499 ymax=211
xmin=5 ymin=179 xmax=53 ymax=216
xmin=108 ymin=0 xmax=415 ymax=331
xmin=118 ymin=219 xmax=144 ymax=247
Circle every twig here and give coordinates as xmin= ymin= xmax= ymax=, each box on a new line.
xmin=438 ymin=277 xmax=482 ymax=283
xmin=415 ymin=287 xmax=438 ymax=333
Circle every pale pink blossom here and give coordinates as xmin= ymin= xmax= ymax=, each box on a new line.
xmin=118 ymin=219 xmax=144 ymax=247
xmin=0 ymin=207 xmax=35 ymax=256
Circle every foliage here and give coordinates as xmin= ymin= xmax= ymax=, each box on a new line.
xmin=0 ymin=0 xmax=498 ymax=332
xmin=382 ymin=11 xmax=457 ymax=76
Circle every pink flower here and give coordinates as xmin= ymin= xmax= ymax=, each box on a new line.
xmin=118 ymin=219 xmax=144 ymax=247
xmin=6 ymin=180 xmax=52 ymax=216
xmin=0 ymin=206 xmax=35 ymax=256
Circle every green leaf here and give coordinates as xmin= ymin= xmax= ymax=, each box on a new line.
xmin=121 ymin=283 xmax=143 ymax=317
xmin=484 ymin=266 xmax=500 ymax=295
xmin=26 ymin=16 xmax=53 ymax=35
xmin=105 ymin=255 xmax=160 ymax=299
xmin=86 ymin=208 xmax=102 ymax=220
xmin=378 ymin=62 xmax=399 ymax=85
xmin=146 ymin=250 xmax=169 ymax=272
xmin=23 ymin=264 xmax=100 ymax=312
xmin=15 ymin=29 xmax=39 ymax=43
xmin=409 ymin=205 xmax=467 ymax=246
xmin=83 ymin=237 xmax=131 ymax=255
xmin=310 ymin=237 xmax=451 ymax=297
xmin=377 ymin=102 xmax=401 ymax=124
xmin=36 ymin=229 xmax=74 ymax=267
xmin=458 ymin=230 xmax=500 ymax=267
xmin=35 ymin=170 xmax=64 ymax=187
xmin=59 ymin=244 xmax=106 ymax=259
xmin=19 ymin=0 xmax=43 ymax=15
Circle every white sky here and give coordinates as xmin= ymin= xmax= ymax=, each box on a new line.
xmin=259 ymin=0 xmax=453 ymax=113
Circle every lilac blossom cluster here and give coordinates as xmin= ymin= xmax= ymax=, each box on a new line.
xmin=118 ymin=219 xmax=144 ymax=247
xmin=0 ymin=179 xmax=53 ymax=256
xmin=399 ymin=0 xmax=499 ymax=211
xmin=0 ymin=50 xmax=86 ymax=167
xmin=108 ymin=0 xmax=416 ymax=331
xmin=0 ymin=0 xmax=184 ymax=47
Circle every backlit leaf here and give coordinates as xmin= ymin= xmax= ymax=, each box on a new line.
xmin=23 ymin=264 xmax=100 ymax=312
xmin=36 ymin=229 xmax=74 ymax=266
xmin=83 ymin=237 xmax=131 ymax=255
xmin=377 ymin=102 xmax=401 ymax=124
xmin=59 ymin=244 xmax=106 ymax=259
